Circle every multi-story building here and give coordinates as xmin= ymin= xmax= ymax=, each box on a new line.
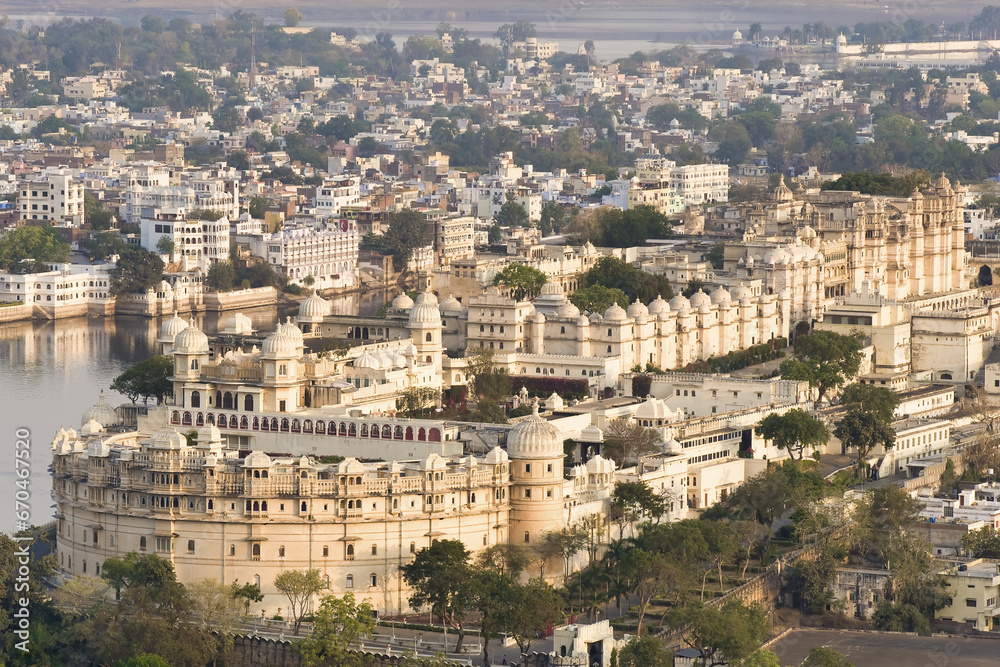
xmin=125 ymin=173 xmax=239 ymax=226
xmin=432 ymin=214 xmax=476 ymax=267
xmin=18 ymin=170 xmax=85 ymax=226
xmin=314 ymin=176 xmax=362 ymax=218
xmin=627 ymin=146 xmax=729 ymax=213
xmin=248 ymin=222 xmax=359 ymax=290
xmin=140 ymin=214 xmax=230 ymax=272
xmin=937 ymin=559 xmax=1000 ymax=631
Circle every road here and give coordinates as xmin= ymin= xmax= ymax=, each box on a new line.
xmin=769 ymin=629 xmax=1000 ymax=667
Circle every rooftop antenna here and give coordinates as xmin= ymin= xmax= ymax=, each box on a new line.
xmin=250 ymin=25 xmax=257 ymax=90
xmin=116 ymin=41 xmax=121 ymax=71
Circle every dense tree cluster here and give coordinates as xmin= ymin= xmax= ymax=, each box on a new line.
xmin=576 ymin=256 xmax=673 ymax=304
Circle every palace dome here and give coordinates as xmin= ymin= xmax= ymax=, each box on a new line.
xmin=732 ymin=283 xmax=753 ymax=300
xmin=159 ymin=313 xmax=189 ymax=340
xmin=150 ymin=427 xmax=186 ymax=450
xmin=539 ymin=281 xmax=564 ymax=297
xmin=80 ymin=418 xmax=105 ymax=438
xmin=244 ymin=451 xmax=272 ymax=468
xmin=506 ymin=403 xmax=563 ymax=460
xmin=604 ymin=303 xmax=628 ymax=321
xmin=669 ymin=295 xmax=691 ymax=311
xmin=221 ymin=312 xmax=254 ymax=335
xmin=557 ymin=301 xmax=581 ymax=319
xmin=392 ymin=292 xmax=415 ymax=310
xmin=173 ymin=320 xmax=209 ymax=354
xmin=261 ymin=327 xmax=297 ymax=357
xmin=299 ymin=293 xmax=332 ymax=320
xmin=648 ymin=294 xmax=670 ymax=314
xmin=278 ymin=317 xmax=304 ymax=344
xmin=408 ymin=291 xmax=442 ymax=326
xmin=82 ymin=390 xmax=118 ymax=428
xmin=626 ymin=299 xmax=649 ymax=318
xmin=710 ymin=286 xmax=732 ymax=305
xmin=636 ymin=395 xmax=670 ymax=419
xmin=688 ymin=290 xmax=712 ymax=308
xmin=439 ymin=296 xmax=464 ymax=314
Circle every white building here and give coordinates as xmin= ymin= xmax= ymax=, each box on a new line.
xmin=140 ymin=216 xmax=230 ymax=271
xmin=314 ymin=176 xmax=362 ymax=218
xmin=249 ymin=222 xmax=359 ymax=290
xmin=18 ymin=170 xmax=85 ymax=226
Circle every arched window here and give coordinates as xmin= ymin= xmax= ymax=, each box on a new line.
xmin=244 ymin=394 xmax=254 ymax=411
xmin=253 ymin=501 xmax=260 ymax=511
xmin=216 ymin=391 xmax=222 ymax=407
xmin=279 ymin=545 xmax=286 ymax=558
xmin=405 ymin=426 xmax=413 ymax=440
xmin=394 ymin=425 xmax=404 ymax=439
xmin=230 ymin=544 xmax=236 ymax=556
xmin=230 ymin=415 xmax=238 ymax=428
xmin=426 ymin=332 xmax=432 ymax=342
xmin=371 ymin=426 xmax=380 ymax=439
xmin=280 ymin=418 xmax=289 ymax=432
xmin=291 ymin=419 xmax=301 ymax=432
xmin=361 ymin=424 xmax=369 ymax=437
xmin=322 ymin=545 xmax=329 ymax=557
xmin=346 ymin=574 xmax=354 ymax=588
xmin=191 ymin=391 xmax=201 ymax=408
xmin=182 ymin=412 xmax=192 ymax=426
xmin=196 ymin=413 xmax=204 ymax=426
xmin=139 ymin=536 xmax=147 ymax=551
xmin=187 ymin=540 xmax=195 ymax=553
xmin=418 ymin=427 xmax=426 ymax=441
xmin=339 ymin=422 xmax=347 ymax=436
xmin=304 ymin=420 xmax=313 ymax=433
xmin=252 ymin=544 xmax=260 ymax=560
xmin=171 ymin=411 xmax=180 ymax=424
xmin=252 ymin=417 xmax=259 ymax=430
xmin=428 ymin=428 xmax=441 ymax=442
xmin=347 ymin=544 xmax=355 ymax=558
xmin=370 ymin=573 xmax=377 ymax=587
xmin=348 ymin=422 xmax=357 ymax=437
xmin=410 ymin=542 xmax=416 ymax=554
xmin=240 ymin=416 xmax=248 ymax=429
xmin=371 ymin=544 xmax=378 ymax=556
xmin=271 ymin=418 xmax=279 ymax=431
xmin=382 ymin=425 xmax=392 ymax=438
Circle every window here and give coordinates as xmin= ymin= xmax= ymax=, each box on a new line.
xmin=410 ymin=542 xmax=416 ymax=554
xmin=525 ymin=489 xmax=531 ymax=499
xmin=230 ymin=544 xmax=236 ymax=556
xmin=371 ymin=544 xmax=378 ymax=556
xmin=525 ymin=463 xmax=531 ymax=473
xmin=346 ymin=574 xmax=354 ymax=588
xmin=347 ymin=544 xmax=355 ymax=559
xmin=323 ymin=545 xmax=329 ymax=557
xmin=252 ymin=544 xmax=261 ymax=560
xmin=139 ymin=536 xmax=147 ymax=551
xmin=524 ymin=531 xmax=530 ymax=543
xmin=967 ymin=599 xmax=977 ymax=607
xmin=370 ymin=573 xmax=377 ymax=587
xmin=187 ymin=540 xmax=195 ymax=553
xmin=279 ymin=545 xmax=286 ymax=557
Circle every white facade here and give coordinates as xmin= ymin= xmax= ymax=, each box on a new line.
xmin=18 ymin=170 xmax=85 ymax=226
xmin=249 ymin=223 xmax=359 ymax=290
xmin=314 ymin=176 xmax=361 ymax=218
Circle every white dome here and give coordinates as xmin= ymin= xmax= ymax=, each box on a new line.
xmin=173 ymin=320 xmax=209 ymax=354
xmin=836 ymin=33 xmax=847 ymax=45
xmin=689 ymin=290 xmax=712 ymax=308
xmin=82 ymin=390 xmax=118 ymax=428
xmin=484 ymin=446 xmax=509 ymax=465
xmin=664 ymin=438 xmax=683 ymax=455
xmin=635 ymin=395 xmax=670 ymax=420
xmin=392 ymin=292 xmax=415 ymax=310
xmin=80 ymin=418 xmax=105 ymax=438
xmin=556 ymin=301 xmax=580 ymax=319
xmin=354 ymin=349 xmax=380 ymax=369
xmin=439 ymin=296 xmax=464 ymax=313
xmin=579 ymin=424 xmax=604 ymax=443
xmin=221 ymin=312 xmax=254 ymax=334
xmin=261 ymin=326 xmax=297 ymax=357
xmin=648 ymin=295 xmax=670 ymax=314
xmin=539 ymin=281 xmax=563 ymax=297
xmin=409 ymin=291 xmax=442 ymax=326
xmin=244 ymin=450 xmax=272 ymax=468
xmin=763 ymin=249 xmax=791 ymax=265
xmin=299 ymin=293 xmax=332 ymax=320
xmin=197 ymin=424 xmax=222 ymax=447
xmin=733 ymin=29 xmax=743 ymax=39
xmin=506 ymin=403 xmax=563 ymax=460
xmin=669 ymin=295 xmax=691 ymax=311
xmin=800 ymin=225 xmax=817 ymax=239
xmin=710 ymin=286 xmax=732 ymax=305
xmin=626 ymin=299 xmax=648 ymax=318
xmin=586 ymin=455 xmax=614 ymax=474
xmin=604 ymin=303 xmax=628 ymax=321
xmin=732 ymin=283 xmax=753 ymax=300
xmin=279 ymin=317 xmax=303 ymax=344
xmin=159 ymin=313 xmax=189 ymax=340
xmin=577 ymin=314 xmax=590 ymax=326
xmin=150 ymin=427 xmax=186 ymax=450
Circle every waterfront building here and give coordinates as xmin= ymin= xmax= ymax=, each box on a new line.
xmin=18 ymin=169 xmax=85 ymax=226
xmin=247 ymin=222 xmax=359 ymax=290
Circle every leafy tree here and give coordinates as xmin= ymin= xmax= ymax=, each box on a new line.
xmin=755 ymin=409 xmax=830 ymax=461
xmin=802 ymin=646 xmax=854 ymax=667
xmin=230 ymin=580 xmax=264 ymax=617
xmin=227 ymin=150 xmax=250 ymax=171
xmin=834 ymin=409 xmax=895 ymax=474
xmin=111 ymin=355 xmax=173 ymax=404
xmin=263 ymin=166 xmax=304 ymax=186
xmin=111 ymin=246 xmax=165 ymax=295
xmin=155 ymin=236 xmax=174 ymax=256
xmin=84 ymin=230 xmax=129 ymax=261
xmin=295 ymin=593 xmax=376 ymax=667
xmin=118 ymin=655 xmax=170 ymax=667
xmin=379 ymin=208 xmax=432 ymax=268
xmin=396 ymin=386 xmax=441 ymax=417
xmin=577 ymin=256 xmax=673 ymax=304
xmin=871 ymin=601 xmax=930 ymax=635
xmin=494 ymin=192 xmax=529 ymax=227
xmin=205 ymin=260 xmax=236 ymax=291
xmin=616 ymin=634 xmax=674 ymax=667
xmin=0 ymin=225 xmax=70 ymax=272
xmin=781 ymin=330 xmax=862 ymax=400
xmin=211 ymin=106 xmax=242 ymax=133
xmin=283 ymin=7 xmax=304 ymax=27
xmin=603 ymin=419 xmax=662 ymax=465
xmin=501 ymin=578 xmax=562 ymax=656
xmin=702 ymin=242 xmax=725 ymax=269
xmin=822 ymin=171 xmax=930 ymax=197
xmin=672 ymin=600 xmax=769 ymax=667
xmin=839 ymin=383 xmax=900 ymax=423
xmin=273 ymin=569 xmax=327 ymax=635
xmin=569 ymin=284 xmax=628 ymax=314
xmin=962 ymin=525 xmax=1000 ymax=558
xmin=401 ymin=540 xmax=479 ymax=653
xmin=741 ymin=649 xmax=783 ymax=667
xmin=492 ymin=263 xmax=547 ymax=301
xmin=787 ymin=543 xmax=844 ymax=613
xmin=710 ymin=121 xmax=752 ymax=167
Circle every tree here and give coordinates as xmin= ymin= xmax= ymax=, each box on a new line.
xmin=494 ymin=192 xmax=529 ymax=227
xmin=396 ymin=386 xmax=441 ymax=417
xmin=872 ymin=601 xmax=930 ymax=635
xmin=966 ymin=385 xmax=1000 ymax=432
xmin=231 ymin=580 xmax=264 ymax=617
xmin=611 ymin=481 xmax=665 ymax=537
xmin=465 ymin=345 xmax=512 ymax=422
xmin=401 ymin=540 xmax=478 ymax=653
xmin=616 ymin=635 xmax=674 ymax=667
xmin=206 ymin=260 xmax=237 ymax=292
xmin=111 ymin=246 xmax=165 ymax=295
xmin=0 ymin=225 xmax=70 ymax=272
xmin=492 ymin=263 xmax=547 ymax=301
xmin=187 ymin=578 xmax=241 ymax=634
xmin=962 ymin=525 xmax=1000 ymax=558
xmin=283 ymin=7 xmax=304 ymax=27
xmin=569 ymin=284 xmax=629 ymax=314
xmin=211 ymin=106 xmax=242 ymax=133
xmin=380 ymin=209 xmax=432 ymax=267
xmin=155 ymin=236 xmax=174 ymax=257
xmin=502 ymin=578 xmax=563 ymax=656
xmin=248 ymin=195 xmax=270 ymax=219
xmin=603 ymin=419 xmax=662 ymax=465
xmin=119 ymin=655 xmax=170 ymax=667
xmin=733 ymin=521 xmax=771 ymax=579
xmin=295 ymin=593 xmax=376 ymax=667
xmin=227 ymin=150 xmax=250 ymax=171
xmin=111 ymin=355 xmax=174 ymax=404
xmin=673 ymin=600 xmax=769 ymax=667
xmin=839 ymin=383 xmax=900 ymax=423
xmin=273 ymin=569 xmax=327 ymax=635
xmin=802 ymin=646 xmax=854 ymax=667
xmin=754 ymin=409 xmax=830 ymax=461
xmin=702 ymin=242 xmax=725 ymax=270
xmin=835 ymin=409 xmax=895 ymax=473
xmin=577 ymin=256 xmax=673 ymax=304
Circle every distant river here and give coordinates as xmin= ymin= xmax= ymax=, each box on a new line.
xmin=0 ymin=289 xmax=394 ymax=535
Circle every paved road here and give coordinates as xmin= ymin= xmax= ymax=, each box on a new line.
xmin=769 ymin=629 xmax=1000 ymax=667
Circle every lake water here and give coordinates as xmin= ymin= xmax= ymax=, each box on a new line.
xmin=0 ymin=289 xmax=394 ymax=535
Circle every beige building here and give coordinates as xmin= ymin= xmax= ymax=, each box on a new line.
xmin=938 ymin=560 xmax=1000 ymax=631
xmin=18 ymin=170 xmax=85 ymax=226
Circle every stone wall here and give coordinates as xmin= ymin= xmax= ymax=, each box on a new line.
xmin=227 ymin=635 xmax=470 ymax=667
xmin=204 ymin=287 xmax=277 ymax=311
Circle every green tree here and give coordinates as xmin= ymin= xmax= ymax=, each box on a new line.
xmin=85 ymin=230 xmax=129 ymax=261
xmin=616 ymin=635 xmax=674 ymax=667
xmin=111 ymin=355 xmax=173 ymax=404
xmin=754 ymin=409 xmax=830 ymax=460
xmin=380 ymin=208 xmax=432 ymax=267
xmin=492 ymin=263 xmax=547 ymax=301
xmin=494 ymin=191 xmax=529 ymax=227
xmin=111 ymin=246 xmax=165 ymax=294
xmin=206 ymin=260 xmax=237 ymax=292
xmin=577 ymin=256 xmax=673 ymax=304
xmin=118 ymin=655 xmax=170 ymax=667
xmin=569 ymin=284 xmax=629 ymax=314
xmin=702 ymin=242 xmax=725 ymax=269
xmin=871 ymin=601 xmax=930 ymax=635
xmin=211 ymin=106 xmax=242 ymax=133
xmin=295 ymin=593 xmax=376 ymax=667
xmin=802 ymin=646 xmax=855 ymax=667
xmin=740 ymin=649 xmax=783 ymax=667
xmin=962 ymin=525 xmax=1000 ymax=558
xmin=710 ymin=121 xmax=752 ymax=167
xmin=283 ymin=7 xmax=304 ymax=27
xmin=227 ymin=150 xmax=250 ymax=171
xmin=155 ymin=236 xmax=174 ymax=256
xmin=835 ymin=410 xmax=895 ymax=473
xmin=230 ymin=580 xmax=264 ymax=617
xmin=0 ymin=225 xmax=70 ymax=272
xmin=672 ymin=600 xmax=769 ymax=667
xmin=274 ymin=569 xmax=327 ymax=635
xmin=401 ymin=540 xmax=479 ymax=653
xmin=839 ymin=383 xmax=900 ymax=423
xmin=248 ymin=195 xmax=270 ymax=219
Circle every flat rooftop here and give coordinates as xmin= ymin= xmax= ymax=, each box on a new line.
xmin=768 ymin=629 xmax=1000 ymax=667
